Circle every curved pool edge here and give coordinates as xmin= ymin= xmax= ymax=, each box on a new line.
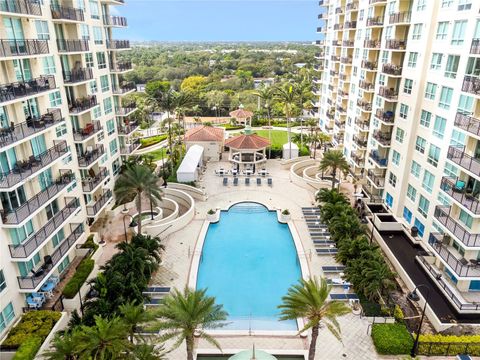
xmin=187 ymin=201 xmax=310 ymax=335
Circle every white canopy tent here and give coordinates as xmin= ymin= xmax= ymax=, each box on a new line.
xmin=176 ymin=145 xmax=204 ymax=183
xmin=282 ymin=142 xmax=299 ymax=160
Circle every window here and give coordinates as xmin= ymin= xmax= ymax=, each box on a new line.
xmin=407 ymin=184 xmax=417 ymax=202
xmin=109 ymin=138 xmax=118 ymax=156
xmin=445 ymin=55 xmax=460 ymax=78
xmin=412 ymin=24 xmax=423 ymax=40
xmin=427 ymin=144 xmax=441 ymax=167
xmin=0 ymin=303 xmax=15 ymax=333
xmin=459 ymin=209 xmax=473 ymax=228
xmin=403 ymin=207 xmax=413 ymax=223
xmin=436 ymin=22 xmax=449 ymax=40
xmin=415 ymin=136 xmax=427 ymax=153
xmin=425 ymin=82 xmax=437 ymax=100
xmin=392 ymin=150 xmax=400 ymax=165
xmin=399 ymin=104 xmax=408 ymax=119
xmin=451 ymin=20 xmax=467 ymax=45
xmin=420 ymin=110 xmax=431 ymax=127
xmin=100 ymin=75 xmax=109 ymax=92
xmin=438 ymin=192 xmax=451 ymax=206
xmin=433 ymin=116 xmax=447 ymax=139
xmin=418 ymin=195 xmax=430 ymax=217
xmin=430 ymin=53 xmax=443 ymax=70
xmin=42 ymin=56 xmax=56 ymax=75
xmin=458 ymin=94 xmax=474 ymax=114
xmin=395 ymin=128 xmax=405 ymax=143
xmin=49 ymin=91 xmax=62 ymax=107
xmin=422 ymin=170 xmax=435 ymax=193
xmin=458 ymin=0 xmax=472 ymax=11
xmin=96 ymin=52 xmax=106 ymax=69
xmin=0 ymin=270 xmax=5 ymax=293
xmin=80 ymin=24 xmax=89 ymax=40
xmin=408 ymin=52 xmax=418 ymax=68
xmin=85 ymin=53 xmax=94 ymax=68
xmin=439 ymin=87 xmax=453 ymax=109
xmin=414 ymin=218 xmax=425 ymax=237
xmin=378 ymin=74 xmax=385 ymax=86
xmin=52 ymin=229 xmax=65 ymax=248
xmin=106 ymin=119 xmax=115 ymax=135
xmin=388 ymin=172 xmax=397 ymax=187
xmin=56 ymin=124 xmax=66 ymax=137
xmin=444 ymin=163 xmax=458 ymax=178
xmin=93 ymin=26 xmax=103 ymax=45
xmin=411 ymin=161 xmax=422 ymax=177
xmin=93 ymin=106 xmax=101 ymax=119
xmin=441 ymin=0 xmax=453 ymax=7
xmin=450 ymin=129 xmax=466 ymax=147
xmin=35 ymin=20 xmax=49 ymax=40
xmin=103 ymin=97 xmax=112 ymax=114
xmin=416 ymin=0 xmax=426 ymax=11
xmin=89 ymin=0 xmax=99 ymax=19
xmin=403 ymin=79 xmax=413 ymax=94
xmin=90 ymin=80 xmax=97 ymax=94
xmin=385 ymin=192 xmax=393 ymax=208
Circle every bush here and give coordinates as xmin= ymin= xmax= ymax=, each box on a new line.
xmin=219 ymin=124 xmax=244 ymax=130
xmin=207 ymin=209 xmax=215 ymax=215
xmin=394 ymin=305 xmax=404 ymax=321
xmin=139 ymin=134 xmax=168 ymax=149
xmin=282 ymin=209 xmax=290 ymax=215
xmin=371 ymin=323 xmax=413 ymax=355
xmin=80 ymin=235 xmax=99 ymax=254
xmin=62 ymin=259 xmax=95 ymax=299
xmin=417 ymin=334 xmax=480 ymax=356
xmin=2 ymin=311 xmax=61 ymax=348
xmin=12 ymin=337 xmax=42 ymax=360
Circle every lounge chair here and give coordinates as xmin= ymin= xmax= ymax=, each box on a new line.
xmin=223 ymin=177 xmax=228 ymax=186
xmin=330 ymin=293 xmax=359 ymax=301
xmin=233 ymin=177 xmax=239 ymax=186
xmin=313 ymin=239 xmax=335 ymax=245
xmin=245 ymin=177 xmax=250 ymax=185
xmin=316 ymin=248 xmax=338 ymax=255
xmin=142 ymin=286 xmax=171 ymax=295
xmin=144 ymin=298 xmax=165 ymax=307
xmin=256 ymin=178 xmax=261 ymax=185
xmin=454 ymin=180 xmax=466 ymax=192
xmin=267 ymin=178 xmax=272 ymax=186
xmin=322 ymin=266 xmax=345 ymax=273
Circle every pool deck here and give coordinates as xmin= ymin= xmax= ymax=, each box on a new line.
xmin=153 ymin=157 xmax=386 ymax=359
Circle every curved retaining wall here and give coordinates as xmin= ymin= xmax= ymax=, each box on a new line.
xmin=290 ymin=159 xmax=323 ymax=190
xmin=167 ymin=182 xmax=208 ymax=201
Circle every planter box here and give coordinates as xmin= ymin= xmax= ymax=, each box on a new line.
xmin=207 ymin=210 xmax=220 ymax=223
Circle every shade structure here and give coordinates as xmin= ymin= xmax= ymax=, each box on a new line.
xmin=228 ymin=350 xmax=278 ymax=360
xmin=229 ymin=105 xmax=254 ymax=126
xmin=185 ymin=125 xmax=224 ymax=142
xmin=225 ymin=133 xmax=271 ymax=150
xmin=176 ymin=144 xmax=203 ymax=182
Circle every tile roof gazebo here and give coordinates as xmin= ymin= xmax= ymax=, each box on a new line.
xmin=224 ymin=127 xmax=270 ymax=166
xmin=229 ymin=104 xmax=254 ymax=126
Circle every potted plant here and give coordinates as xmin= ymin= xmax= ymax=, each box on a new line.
xmin=207 ymin=209 xmax=218 ymax=222
xmin=281 ymin=209 xmax=291 ymax=222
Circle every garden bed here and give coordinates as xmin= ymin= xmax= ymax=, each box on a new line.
xmin=139 ymin=134 xmax=168 ymax=149
xmin=371 ymin=323 xmax=413 ymax=355
xmin=62 ymin=257 xmax=95 ymax=299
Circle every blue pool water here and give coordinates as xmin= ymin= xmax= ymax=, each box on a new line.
xmin=196 ymin=202 xmax=302 ymax=330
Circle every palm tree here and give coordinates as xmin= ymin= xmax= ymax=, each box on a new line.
xmin=43 ymin=332 xmax=78 ymax=360
xmin=154 ymin=287 xmax=228 ymax=360
xmin=129 ymin=344 xmax=167 ymax=360
xmin=173 ymin=91 xmax=195 ymax=157
xmin=315 ymin=188 xmax=348 ymax=205
xmin=130 ymin=234 xmax=165 ymax=264
xmin=119 ymin=301 xmax=155 ymax=343
xmin=114 ymin=164 xmax=163 ymax=235
xmin=319 ymin=150 xmax=349 ymax=189
xmin=317 ymin=132 xmax=331 ymax=152
xmin=254 ymin=85 xmax=274 ymax=157
xmin=278 ymin=277 xmax=350 ymax=360
xmin=275 ymin=83 xmax=298 ymax=159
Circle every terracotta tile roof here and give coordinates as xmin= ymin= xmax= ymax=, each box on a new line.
xmin=229 ymin=108 xmax=254 ymax=118
xmin=224 ymin=133 xmax=271 ymax=150
xmin=185 ymin=126 xmax=224 ymax=142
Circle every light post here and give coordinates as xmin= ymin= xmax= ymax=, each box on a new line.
xmin=407 ymin=284 xmax=431 ymax=357
xmin=122 ymin=214 xmax=137 ymax=243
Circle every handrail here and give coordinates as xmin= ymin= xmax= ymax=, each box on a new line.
xmin=0 ymin=0 xmax=42 ymax=16
xmin=68 ymin=95 xmax=98 ymax=114
xmin=0 ymin=39 xmax=49 ymax=57
xmin=106 ymin=40 xmax=130 ymax=49
xmin=78 ymin=144 xmax=105 ymax=167
xmin=454 ymin=112 xmax=480 ymax=137
xmin=86 ymin=189 xmax=112 ymax=217
xmin=434 ymin=206 xmax=480 ymax=247
xmin=82 ymin=167 xmax=109 ymax=192
xmin=56 ymin=39 xmax=89 ymax=53
xmin=73 ymin=120 xmax=103 ymax=141
xmin=51 ymin=5 xmax=84 ymax=21
xmin=440 ymin=174 xmax=480 ymax=214
xmin=63 ymin=67 xmax=93 ymax=83
xmin=0 ymin=75 xmax=55 ymax=104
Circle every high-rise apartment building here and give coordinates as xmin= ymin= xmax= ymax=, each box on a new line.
xmin=0 ymin=0 xmax=136 ymax=336
xmin=315 ymin=0 xmax=480 ymax=316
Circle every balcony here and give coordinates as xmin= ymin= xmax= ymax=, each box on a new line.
xmin=0 ymin=75 xmax=55 ymax=104
xmin=106 ymin=40 xmax=130 ymax=50
xmin=0 ymin=108 xmax=63 ymax=149
xmin=334 ymin=119 xmax=345 ymax=129
xmin=355 ymin=118 xmax=369 ymax=131
xmin=389 ymin=11 xmax=411 ymax=25
xmin=1 ymin=170 xmax=74 ymax=225
xmin=56 ymin=39 xmax=89 ymax=53
xmin=0 ymin=141 xmax=68 ymax=189
xmin=385 ymin=39 xmax=407 ymax=50
xmin=9 ymin=198 xmax=80 ymax=259
xmin=367 ymin=170 xmax=385 ymax=188
xmin=351 ymin=153 xmax=365 ymax=167
xmin=378 ymin=86 xmax=398 ymax=100
xmin=0 ymin=0 xmax=42 ymax=16
xmin=369 ymin=151 xmax=388 ymax=167
xmin=344 ymin=21 xmax=356 ymax=29
xmin=336 ymin=105 xmax=346 ymax=113
xmin=364 ymin=39 xmax=381 ymax=49
xmin=353 ymin=135 xmax=367 ymax=148
xmin=110 ymin=61 xmax=133 ymax=73
xmin=329 ymin=69 xmax=338 ymax=77
xmin=120 ymin=139 xmax=141 ymax=154
xmin=103 ymin=15 xmax=127 ymax=27
xmin=86 ymin=189 xmax=112 ymax=217
xmin=17 ymin=223 xmax=84 ymax=290
xmin=333 ymin=24 xmax=343 ymax=31
xmin=339 ymin=74 xmax=349 ymax=81
xmin=372 ymin=130 xmax=392 ymax=146
xmin=68 ymin=95 xmax=98 ymax=114
xmin=78 ymin=144 xmax=105 ymax=168
xmin=366 ymin=16 xmax=383 ymax=27
xmin=342 ymin=40 xmax=354 ymax=47
xmin=454 ymin=112 xmax=480 ymax=138
xmin=470 ymin=39 xmax=480 ymax=55
xmin=447 ymin=146 xmax=480 ymax=178
xmin=346 ymin=1 xmax=358 ymax=11
xmin=357 ymin=100 xmax=372 ymax=112
xmin=63 ymin=67 xmax=94 ymax=84
xmin=73 ymin=121 xmax=103 ymax=142
xmin=118 ymin=121 xmax=139 ymax=135
xmin=382 ymin=63 xmax=402 ymax=76
xmin=51 ymin=5 xmax=84 ymax=22
xmin=340 ymin=57 xmax=352 ymax=65
xmin=361 ymin=60 xmax=377 ymax=70
xmin=116 ymin=106 xmax=137 ymax=117
xmin=429 ymin=233 xmax=480 ymax=278
xmin=333 ymin=134 xmax=344 ymax=145
xmin=112 ymin=82 xmax=136 ymax=95
xmin=335 ymin=6 xmax=342 ymax=14
xmin=369 ymin=0 xmax=387 ymax=4
xmin=375 ymin=108 xmax=395 ymax=123
xmin=462 ymin=75 xmax=480 ymax=96
xmin=331 ymin=55 xmax=340 ymax=62
xmin=359 ymin=80 xmax=374 ymax=91
xmin=82 ymin=167 xmax=109 ymax=192
xmin=0 ymin=39 xmax=48 ymax=58
xmin=440 ymin=176 xmax=480 ymax=215
xmin=434 ymin=206 xmax=480 ymax=247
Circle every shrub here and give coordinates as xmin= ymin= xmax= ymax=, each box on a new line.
xmin=62 ymin=259 xmax=95 ymax=299
xmin=371 ymin=323 xmax=413 ymax=355
xmin=12 ymin=337 xmax=42 ymax=360
xmin=2 ymin=311 xmax=61 ymax=348
xmin=139 ymin=134 xmax=168 ymax=149
xmin=394 ymin=305 xmax=404 ymax=321
xmin=207 ymin=209 xmax=215 ymax=215
xmin=417 ymin=334 xmax=480 ymax=356
xmin=81 ymin=235 xmax=99 ymax=254
xmin=282 ymin=209 xmax=290 ymax=215
xmin=219 ymin=124 xmax=244 ymax=130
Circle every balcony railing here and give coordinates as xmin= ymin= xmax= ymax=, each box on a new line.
xmin=120 ymin=139 xmax=141 ymax=154
xmin=355 ymin=118 xmax=369 ymax=130
xmin=385 ymin=39 xmax=407 ymax=50
xmin=373 ymin=130 xmax=392 ymax=146
xmin=357 ymin=100 xmax=372 ymax=111
xmin=331 ymin=55 xmax=340 ymax=62
xmin=344 ymin=21 xmax=356 ymax=29
xmin=86 ymin=189 xmax=112 ymax=217
xmin=434 ymin=206 xmax=480 ymax=247
xmin=82 ymin=167 xmax=109 ymax=192
xmin=56 ymin=39 xmax=89 ymax=53
xmin=0 ymin=108 xmax=63 ymax=148
xmin=361 ymin=60 xmax=377 ymax=70
xmin=382 ymin=63 xmax=402 ymax=76
xmin=78 ymin=144 xmax=105 ymax=168
xmin=0 ymin=75 xmax=55 ymax=104
xmin=51 ymin=5 xmax=84 ymax=22
xmin=369 ymin=151 xmax=388 ymax=167
xmin=366 ymin=16 xmax=383 ymax=27
xmin=333 ymin=24 xmax=343 ymax=31
xmin=462 ymin=75 xmax=480 ymax=96
xmin=364 ymin=39 xmax=381 ymax=49
xmin=389 ymin=11 xmax=411 ymax=24
xmin=1 ymin=170 xmax=74 ymax=225
xmin=340 ymin=57 xmax=352 ymax=64
xmin=375 ymin=108 xmax=395 ymax=123
xmin=447 ymin=146 xmax=480 ymax=179
xmin=353 ymin=135 xmax=368 ymax=148
xmin=118 ymin=121 xmax=138 ymax=135
xmin=351 ymin=153 xmax=365 ymax=167
xmin=63 ymin=67 xmax=94 ymax=84
xmin=342 ymin=40 xmax=354 ymax=47
xmin=0 ymin=39 xmax=48 ymax=58
xmin=102 ymin=15 xmax=127 ymax=26
xmin=471 ymin=39 xmax=480 ymax=55
xmin=0 ymin=141 xmax=68 ymax=189
xmin=106 ymin=40 xmax=130 ymax=50
xmin=440 ymin=176 xmax=480 ymax=215
xmin=68 ymin=95 xmax=98 ymax=114
xmin=378 ymin=86 xmax=398 ymax=100
xmin=346 ymin=1 xmax=358 ymax=11
xmin=9 ymin=198 xmax=80 ymax=259
xmin=0 ymin=0 xmax=42 ymax=16
xmin=116 ymin=106 xmax=136 ymax=116
xmin=369 ymin=0 xmax=386 ymax=4
xmin=454 ymin=112 xmax=480 ymax=137
xmin=73 ymin=120 xmax=103 ymax=141
xmin=113 ymin=82 xmax=135 ymax=95
xmin=359 ymin=80 xmax=374 ymax=91
xmin=110 ymin=61 xmax=132 ymax=72
xmin=17 ymin=223 xmax=84 ymax=289
xmin=367 ymin=170 xmax=385 ymax=187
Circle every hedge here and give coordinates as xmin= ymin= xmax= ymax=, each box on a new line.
xmin=139 ymin=134 xmax=168 ymax=149
xmin=2 ymin=311 xmax=61 ymax=348
xmin=219 ymin=124 xmax=244 ymax=130
xmin=371 ymin=323 xmax=413 ymax=355
xmin=62 ymin=258 xmax=95 ymax=299
xmin=80 ymin=235 xmax=98 ymax=254
xmin=12 ymin=337 xmax=42 ymax=360
xmin=417 ymin=334 xmax=480 ymax=356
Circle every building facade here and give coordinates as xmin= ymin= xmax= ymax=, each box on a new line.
xmin=315 ymin=0 xmax=480 ymax=315
xmin=0 ymin=0 xmax=136 ymax=336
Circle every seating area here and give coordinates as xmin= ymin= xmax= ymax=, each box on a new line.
xmin=25 ymin=276 xmax=60 ymax=309
xmin=219 ymin=166 xmax=273 ymax=187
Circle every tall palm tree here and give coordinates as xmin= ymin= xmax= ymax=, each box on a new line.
xmin=278 ymin=277 xmax=350 ymax=360
xmin=154 ymin=287 xmax=228 ymax=360
xmin=318 ymin=150 xmax=349 ymax=189
xmin=43 ymin=332 xmax=78 ymax=360
xmin=173 ymin=91 xmax=195 ymax=157
xmin=114 ymin=164 xmax=163 ymax=235
xmin=119 ymin=301 xmax=155 ymax=343
xmin=254 ymin=85 xmax=274 ymax=157
xmin=275 ymin=83 xmax=298 ymax=159
xmin=130 ymin=234 xmax=165 ymax=264
xmin=315 ymin=188 xmax=348 ymax=205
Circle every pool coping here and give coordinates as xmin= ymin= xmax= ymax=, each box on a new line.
xmin=188 ymin=200 xmax=310 ymax=337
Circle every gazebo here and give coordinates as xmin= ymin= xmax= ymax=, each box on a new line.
xmin=229 ymin=104 xmax=254 ymax=126
xmin=224 ymin=127 xmax=270 ymax=169
xmin=229 ymin=349 xmax=277 ymax=360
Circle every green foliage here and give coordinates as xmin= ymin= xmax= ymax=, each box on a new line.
xmin=139 ymin=134 xmax=168 ymax=148
xmin=394 ymin=305 xmax=404 ymax=321
xmin=3 ymin=311 xmax=61 ymax=348
xmin=371 ymin=323 xmax=413 ymax=355
xmin=62 ymin=259 xmax=95 ymax=299
xmin=12 ymin=337 xmax=42 ymax=360
xmin=180 ymin=75 xmax=207 ymax=92
xmin=145 ymin=80 xmax=170 ymax=97
xmin=81 ymin=235 xmax=99 ymax=253
xmin=416 ymin=334 xmax=480 ymax=356
xmin=219 ymin=124 xmax=244 ymax=130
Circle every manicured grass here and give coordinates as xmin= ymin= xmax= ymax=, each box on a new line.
xmin=147 ymin=148 xmax=168 ymax=162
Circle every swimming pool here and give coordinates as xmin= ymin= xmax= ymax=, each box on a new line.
xmin=196 ymin=202 xmax=302 ymax=331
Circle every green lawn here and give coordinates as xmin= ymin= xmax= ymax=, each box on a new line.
xmin=146 ymin=148 xmax=168 ymax=162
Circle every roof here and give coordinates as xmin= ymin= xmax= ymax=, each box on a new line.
xmin=225 ymin=133 xmax=271 ymax=150
xmin=229 ymin=108 xmax=254 ymax=119
xmin=185 ymin=126 xmax=224 ymax=142
xmin=176 ymin=145 xmax=204 ymax=174
xmin=282 ymin=142 xmax=299 ymax=149
xmin=229 ymin=350 xmax=277 ymax=360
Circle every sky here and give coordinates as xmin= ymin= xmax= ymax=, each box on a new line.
xmin=113 ymin=0 xmax=318 ymax=42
